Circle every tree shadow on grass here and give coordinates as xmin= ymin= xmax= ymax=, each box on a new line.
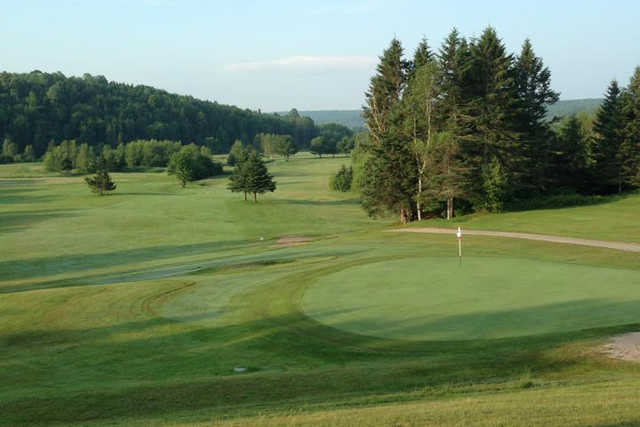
xmin=116 ymin=192 xmax=180 ymax=197
xmin=0 ymin=209 xmax=78 ymax=235
xmin=0 ymin=187 xmax=59 ymax=205
xmin=0 ymin=239 xmax=255 ymax=283
xmin=270 ymin=198 xmax=360 ymax=206
xmin=2 ymin=298 xmax=639 ymax=424
xmin=0 ymin=246 xmax=360 ymax=294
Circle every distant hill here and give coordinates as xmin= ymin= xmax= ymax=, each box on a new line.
xmin=277 ymin=110 xmax=365 ymax=130
xmin=546 ymin=98 xmax=602 ymax=119
xmin=289 ymin=99 xmax=603 ymax=130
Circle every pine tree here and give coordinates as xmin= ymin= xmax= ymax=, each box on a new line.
xmin=362 ymin=38 xmax=416 ymax=223
xmin=513 ymin=39 xmax=560 ymax=193
xmin=85 ymin=156 xmax=116 ymax=195
xmin=243 ymin=153 xmax=276 ymax=202
xmin=621 ymin=67 xmax=640 ymax=187
xmin=553 ymin=115 xmax=591 ymax=192
xmin=408 ymin=37 xmax=434 ymax=79
xmin=464 ymin=27 xmax=519 ymax=211
xmin=593 ymin=80 xmax=625 ymax=193
xmin=363 ymin=38 xmax=409 ymax=141
xmin=436 ymin=28 xmax=472 ymax=218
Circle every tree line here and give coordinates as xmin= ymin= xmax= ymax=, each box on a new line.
xmin=357 ymin=27 xmax=640 ymax=223
xmin=0 ymin=71 xmax=321 ymax=156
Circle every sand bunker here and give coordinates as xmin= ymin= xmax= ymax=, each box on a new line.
xmin=603 ymin=332 xmax=640 ymax=362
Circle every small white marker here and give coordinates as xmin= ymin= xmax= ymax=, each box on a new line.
xmin=457 ymin=227 xmax=463 ymax=264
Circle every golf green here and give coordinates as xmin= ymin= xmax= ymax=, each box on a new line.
xmin=302 ymin=257 xmax=640 ymax=341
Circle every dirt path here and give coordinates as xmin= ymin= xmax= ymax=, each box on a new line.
xmin=389 ymin=227 xmax=640 ymax=253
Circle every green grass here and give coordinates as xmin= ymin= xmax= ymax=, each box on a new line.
xmin=419 ymin=191 xmax=640 ymax=243
xmin=1 ymin=154 xmax=640 ymax=426
xmin=303 ymin=257 xmax=640 ymax=340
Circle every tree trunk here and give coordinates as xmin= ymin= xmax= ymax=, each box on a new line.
xmin=447 ymin=197 xmax=453 ymax=220
xmin=400 ymin=208 xmax=408 ymax=224
xmin=244 ymin=192 xmax=247 ymax=201
xmin=618 ymin=175 xmax=622 ymax=193
xmin=416 ymin=176 xmax=422 ymax=221
xmin=253 ymin=192 xmax=257 ymax=203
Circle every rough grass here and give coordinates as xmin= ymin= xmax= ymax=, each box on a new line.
xmin=1 ymin=154 xmax=640 ymax=426
xmin=420 ymin=191 xmax=640 ymax=243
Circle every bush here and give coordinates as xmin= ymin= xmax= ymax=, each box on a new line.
xmin=330 ymin=165 xmax=353 ymax=192
xmin=168 ymin=144 xmax=223 ymax=186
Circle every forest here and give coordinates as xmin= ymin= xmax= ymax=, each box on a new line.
xmin=0 ymin=71 xmax=318 ymax=156
xmin=355 ymin=27 xmax=640 ymax=222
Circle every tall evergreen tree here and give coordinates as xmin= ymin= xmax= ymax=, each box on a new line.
xmin=408 ymin=37 xmax=434 ymax=80
xmin=363 ymin=38 xmax=409 ymax=141
xmin=362 ymin=38 xmax=416 ymax=223
xmin=621 ymin=67 xmax=640 ymax=187
xmin=437 ymin=28 xmax=472 ymax=217
xmin=243 ymin=153 xmax=276 ymax=202
xmin=464 ymin=27 xmax=518 ymax=211
xmin=513 ymin=39 xmax=560 ymax=193
xmin=593 ymin=80 xmax=625 ymax=192
xmin=553 ymin=115 xmax=592 ymax=192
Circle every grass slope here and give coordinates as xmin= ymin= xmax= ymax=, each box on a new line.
xmin=1 ymin=155 xmax=640 ymax=426
xmin=420 ymin=191 xmax=640 ymax=243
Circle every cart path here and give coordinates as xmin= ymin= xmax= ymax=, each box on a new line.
xmin=389 ymin=227 xmax=640 ymax=253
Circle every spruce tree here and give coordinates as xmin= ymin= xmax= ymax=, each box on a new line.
xmin=513 ymin=39 xmax=560 ymax=193
xmin=362 ymin=38 xmax=416 ymax=223
xmin=244 ymin=153 xmax=276 ymax=202
xmin=408 ymin=37 xmax=434 ymax=80
xmin=437 ymin=28 xmax=472 ymax=217
xmin=621 ymin=67 xmax=640 ymax=187
xmin=464 ymin=27 xmax=518 ymax=211
xmin=554 ymin=115 xmax=591 ymax=192
xmin=593 ymin=80 xmax=625 ymax=193
xmin=85 ymin=156 xmax=116 ymax=195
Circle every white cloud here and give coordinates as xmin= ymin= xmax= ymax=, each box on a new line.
xmin=224 ymin=56 xmax=376 ymax=72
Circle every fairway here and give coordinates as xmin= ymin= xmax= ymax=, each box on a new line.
xmin=303 ymin=257 xmax=640 ymax=340
xmin=2 ymin=159 xmax=640 ymax=426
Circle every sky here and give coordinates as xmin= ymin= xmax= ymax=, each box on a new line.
xmin=2 ymin=0 xmax=639 ymax=111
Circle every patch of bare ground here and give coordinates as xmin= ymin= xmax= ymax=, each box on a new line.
xmin=275 ymin=235 xmax=313 ymax=247
xmin=603 ymin=332 xmax=640 ymax=362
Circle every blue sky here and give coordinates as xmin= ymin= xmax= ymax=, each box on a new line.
xmin=2 ymin=0 xmax=639 ymax=111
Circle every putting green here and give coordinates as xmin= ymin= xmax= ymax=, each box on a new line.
xmin=302 ymin=257 xmax=640 ymax=341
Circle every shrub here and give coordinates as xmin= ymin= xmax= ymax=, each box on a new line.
xmin=330 ymin=165 xmax=353 ymax=192
xmin=168 ymin=144 xmax=223 ymax=186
